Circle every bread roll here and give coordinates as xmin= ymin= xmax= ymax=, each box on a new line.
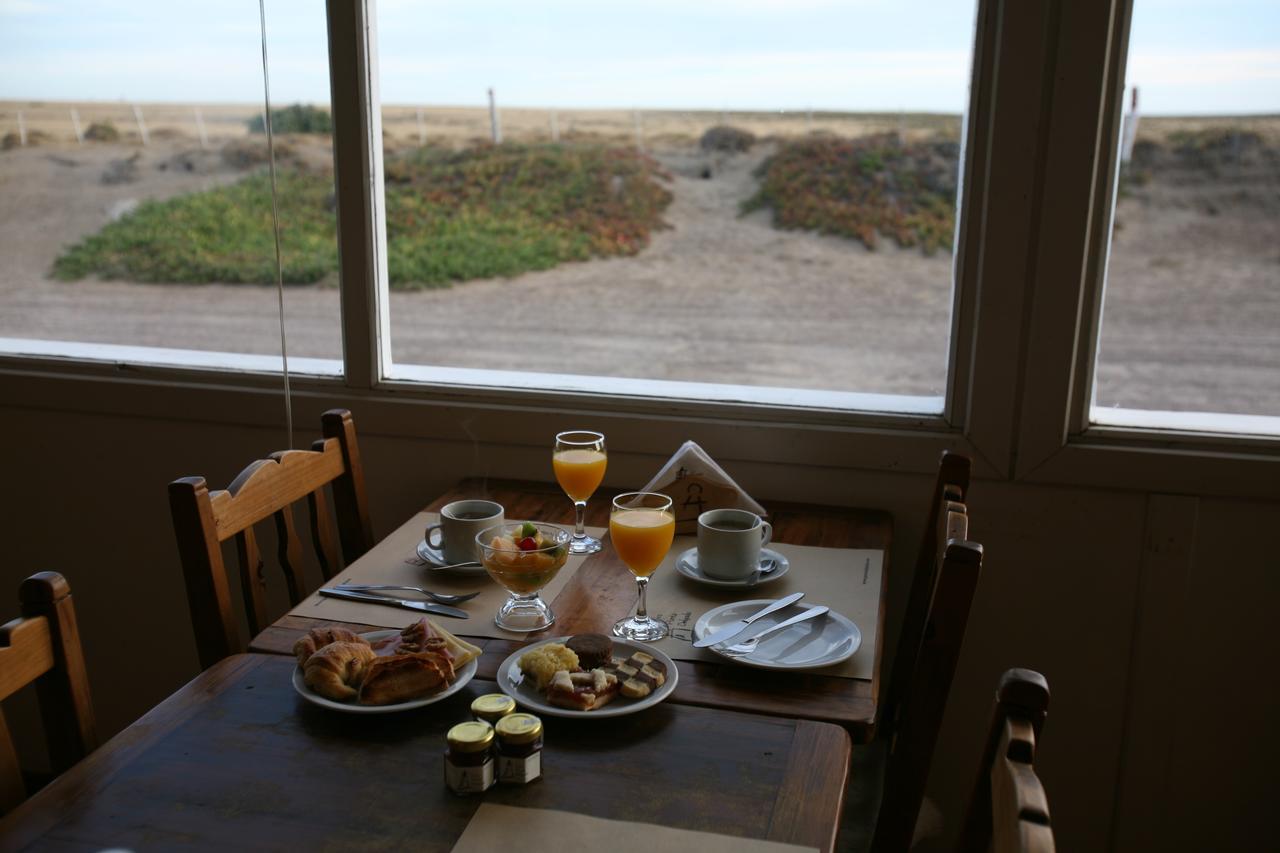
xmin=303 ymin=641 xmax=376 ymax=701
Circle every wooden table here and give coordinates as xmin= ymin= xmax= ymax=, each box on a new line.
xmin=251 ymin=479 xmax=893 ymax=741
xmin=0 ymin=655 xmax=851 ymax=852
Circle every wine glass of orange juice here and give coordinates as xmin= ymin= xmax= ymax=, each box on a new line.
xmin=609 ymin=492 xmax=676 ymax=641
xmin=553 ymin=430 xmax=607 ymax=555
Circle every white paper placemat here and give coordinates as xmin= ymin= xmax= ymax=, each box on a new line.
xmin=452 ymin=804 xmax=818 ymax=853
xmin=287 ymin=511 xmax=606 ymax=641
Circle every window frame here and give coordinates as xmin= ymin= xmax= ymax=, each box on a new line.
xmin=0 ymin=0 xmax=1275 ymax=501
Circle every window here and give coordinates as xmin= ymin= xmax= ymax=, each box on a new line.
xmin=1092 ymin=0 xmax=1280 ymax=429
xmin=372 ymin=0 xmax=980 ymax=413
xmin=0 ymin=1 xmax=342 ymax=373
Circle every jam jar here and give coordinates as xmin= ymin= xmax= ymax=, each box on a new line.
xmin=471 ymin=693 xmax=516 ymax=725
xmin=494 ymin=713 xmax=543 ymax=784
xmin=444 ymin=721 xmax=494 ymax=795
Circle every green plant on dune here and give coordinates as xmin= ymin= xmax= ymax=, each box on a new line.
xmin=743 ymin=134 xmax=959 ymax=254
xmin=53 ymin=142 xmax=672 ymax=288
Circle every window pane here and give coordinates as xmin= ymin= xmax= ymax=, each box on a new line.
xmin=1094 ymin=1 xmax=1280 ymax=422
xmin=0 ymin=2 xmax=342 ymax=369
xmin=375 ymin=1 xmax=976 ymax=409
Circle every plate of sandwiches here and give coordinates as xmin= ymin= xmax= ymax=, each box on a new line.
xmin=497 ymin=633 xmax=678 ymax=719
xmin=291 ymin=618 xmax=481 ymax=713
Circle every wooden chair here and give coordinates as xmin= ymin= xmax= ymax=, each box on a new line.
xmin=840 ymin=451 xmax=982 ymax=853
xmin=0 ymin=572 xmax=97 ymax=814
xmin=169 ymin=408 xmax=375 ymax=670
xmin=957 ymin=669 xmax=1054 ymax=853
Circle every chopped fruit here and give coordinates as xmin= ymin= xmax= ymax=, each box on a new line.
xmin=520 ymin=521 xmax=539 ymax=539
xmin=517 ymin=536 xmax=539 ymax=551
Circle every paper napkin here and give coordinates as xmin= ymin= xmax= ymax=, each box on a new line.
xmin=641 ymin=440 xmax=767 ymax=534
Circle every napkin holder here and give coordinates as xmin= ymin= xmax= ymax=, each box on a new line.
xmin=643 ymin=441 xmax=766 ymax=535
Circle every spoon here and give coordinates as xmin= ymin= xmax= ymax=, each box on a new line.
xmin=334 ymin=584 xmax=481 ymax=606
xmin=746 ymin=557 xmax=779 ymax=587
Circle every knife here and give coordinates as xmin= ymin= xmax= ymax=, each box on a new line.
xmin=318 ymin=588 xmax=469 ymax=619
xmin=693 ymin=592 xmax=805 ymax=648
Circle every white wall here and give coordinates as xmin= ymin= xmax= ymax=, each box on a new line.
xmin=3 ymin=389 xmax=1274 ymax=851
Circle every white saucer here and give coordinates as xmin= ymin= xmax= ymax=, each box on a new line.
xmin=674 ymin=547 xmax=790 ymax=588
xmin=414 ymin=540 xmax=488 ymax=575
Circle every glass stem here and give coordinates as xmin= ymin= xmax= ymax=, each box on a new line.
xmin=573 ymin=499 xmax=587 ymax=538
xmin=634 ymin=577 xmax=649 ymax=623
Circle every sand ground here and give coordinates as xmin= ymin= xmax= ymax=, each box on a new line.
xmin=0 ymin=114 xmax=1275 ymax=415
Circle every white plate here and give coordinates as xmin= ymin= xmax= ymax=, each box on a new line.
xmin=415 ymin=539 xmax=488 ymax=575
xmin=693 ymin=600 xmax=861 ymax=670
xmin=674 ymin=547 xmax=791 ymax=588
xmin=291 ymin=630 xmax=479 ymax=713
xmin=496 ymin=637 xmax=678 ymax=719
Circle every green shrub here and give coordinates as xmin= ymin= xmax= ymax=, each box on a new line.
xmin=83 ymin=121 xmax=120 ymax=142
xmin=53 ymin=142 xmax=672 ymax=288
xmin=743 ymin=134 xmax=958 ymax=253
xmin=247 ymin=104 xmax=333 ymax=135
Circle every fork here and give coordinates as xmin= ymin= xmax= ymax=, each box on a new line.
xmin=334 ymin=584 xmax=480 ymax=606
xmin=718 ymin=606 xmax=829 ymax=657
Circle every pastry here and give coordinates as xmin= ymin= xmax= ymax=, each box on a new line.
xmin=358 ymin=651 xmax=454 ymax=705
xmin=565 ymin=634 xmax=613 ymax=670
xmin=518 ymin=643 xmax=579 ymax=691
xmin=546 ymin=668 xmax=620 ymax=711
xmin=303 ymin=641 xmax=377 ymax=701
xmin=293 ymin=626 xmax=368 ymax=667
xmin=604 ymin=651 xmax=667 ymax=699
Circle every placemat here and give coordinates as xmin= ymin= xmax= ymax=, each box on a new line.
xmin=451 ymin=804 xmax=818 ymax=853
xmin=287 ymin=511 xmax=607 ymax=641
xmin=644 ymin=536 xmax=882 ymax=680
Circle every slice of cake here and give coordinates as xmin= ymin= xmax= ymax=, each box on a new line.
xmin=546 ymin=668 xmax=620 ymax=711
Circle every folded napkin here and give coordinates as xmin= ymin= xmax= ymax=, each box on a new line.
xmin=641 ymin=440 xmax=767 ymax=534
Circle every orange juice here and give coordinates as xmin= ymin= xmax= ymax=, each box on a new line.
xmin=553 ymin=448 xmax=607 ymax=501
xmin=610 ymin=509 xmax=676 ymax=577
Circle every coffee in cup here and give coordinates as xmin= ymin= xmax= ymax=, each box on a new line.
xmin=697 ymin=508 xmax=772 ymax=580
xmin=426 ymin=500 xmax=504 ymax=564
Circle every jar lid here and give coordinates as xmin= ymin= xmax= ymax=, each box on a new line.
xmin=495 ymin=713 xmax=543 ymax=745
xmin=471 ymin=693 xmax=516 ymax=721
xmin=447 ymin=721 xmax=494 ymax=753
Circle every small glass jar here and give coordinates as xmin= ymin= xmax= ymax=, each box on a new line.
xmin=494 ymin=713 xmax=543 ymax=784
xmin=444 ymin=721 xmax=495 ymax=795
xmin=471 ymin=693 xmax=516 ymax=725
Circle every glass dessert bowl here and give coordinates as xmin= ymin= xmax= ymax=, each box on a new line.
xmin=476 ymin=522 xmax=571 ymax=632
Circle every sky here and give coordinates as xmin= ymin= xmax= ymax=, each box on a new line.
xmin=0 ymin=0 xmax=1277 ymax=115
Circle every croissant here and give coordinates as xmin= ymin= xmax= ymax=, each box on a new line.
xmin=358 ymin=651 xmax=453 ymax=705
xmin=293 ymin=626 xmax=368 ymax=667
xmin=304 ymin=641 xmax=377 ymax=701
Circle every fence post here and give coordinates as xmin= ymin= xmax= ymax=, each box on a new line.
xmin=550 ymin=109 xmax=559 ymax=142
xmin=416 ymin=107 xmax=426 ymax=145
xmin=17 ymin=111 xmax=27 ymax=146
xmin=193 ymin=107 xmax=209 ymax=149
xmin=132 ymin=103 xmax=149 ymax=145
xmin=70 ymin=108 xmax=84 ymax=144
xmin=1120 ymin=86 xmax=1140 ymax=165
xmin=487 ymin=87 xmax=502 ymax=144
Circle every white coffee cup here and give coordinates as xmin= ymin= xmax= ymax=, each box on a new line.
xmin=697 ymin=508 xmax=773 ymax=580
xmin=426 ymin=500 xmax=504 ymax=564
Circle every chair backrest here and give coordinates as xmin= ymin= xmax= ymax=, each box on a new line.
xmin=169 ymin=408 xmax=374 ymax=670
xmin=958 ymin=668 xmax=1054 ymax=853
xmin=883 ymin=449 xmax=972 ymax=728
xmin=870 ymin=502 xmax=983 ymax=853
xmin=0 ymin=572 xmax=97 ymax=814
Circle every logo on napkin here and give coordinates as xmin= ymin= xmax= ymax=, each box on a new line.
xmin=642 ymin=441 xmax=767 ymax=535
